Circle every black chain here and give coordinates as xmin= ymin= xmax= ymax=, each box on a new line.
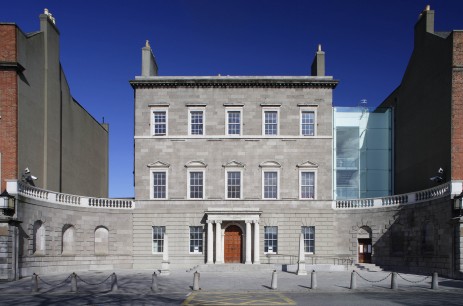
xmin=37 ymin=274 xmax=72 ymax=287
xmin=354 ymin=271 xmax=392 ymax=283
xmin=397 ymin=273 xmax=431 ymax=283
xmin=76 ymin=273 xmax=113 ymax=286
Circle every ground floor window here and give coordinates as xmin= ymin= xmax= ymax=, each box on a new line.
xmin=152 ymin=226 xmax=165 ymax=253
xmin=264 ymin=226 xmax=278 ymax=253
xmin=302 ymin=226 xmax=315 ymax=253
xmin=189 ymin=226 xmax=203 ymax=253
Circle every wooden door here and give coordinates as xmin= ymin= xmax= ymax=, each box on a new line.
xmin=224 ymin=225 xmax=242 ymax=263
xmin=358 ymin=238 xmax=372 ymax=263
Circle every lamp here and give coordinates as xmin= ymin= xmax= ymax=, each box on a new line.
xmin=454 ymin=192 xmax=463 ymax=213
xmin=0 ymin=190 xmax=15 ymax=215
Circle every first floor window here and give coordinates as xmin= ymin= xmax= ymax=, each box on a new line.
xmin=227 ymin=171 xmax=241 ymax=199
xmin=300 ymin=171 xmax=315 ymax=199
xmin=152 ymin=226 xmax=165 ymax=253
xmin=189 ymin=171 xmax=204 ymax=199
xmin=301 ymin=111 xmax=315 ymax=136
xmin=152 ymin=171 xmax=167 ymax=199
xmin=190 ymin=110 xmax=204 ymax=135
xmin=189 ymin=226 xmax=203 ymax=253
xmin=264 ymin=226 xmax=278 ymax=253
xmin=153 ymin=111 xmax=167 ymax=135
xmin=263 ymin=171 xmax=278 ymax=199
xmin=302 ymin=226 xmax=315 ymax=253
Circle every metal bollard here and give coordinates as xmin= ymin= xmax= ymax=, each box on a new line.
xmin=391 ymin=272 xmax=398 ymax=289
xmin=271 ymin=270 xmax=277 ymax=290
xmin=311 ymin=270 xmax=317 ymax=289
xmin=431 ymin=272 xmax=439 ymax=289
xmin=111 ymin=273 xmax=118 ymax=292
xmin=31 ymin=273 xmax=39 ymax=293
xmin=152 ymin=272 xmax=159 ymax=292
xmin=349 ymin=270 xmax=357 ymax=290
xmin=71 ymin=272 xmax=78 ymax=293
xmin=193 ymin=271 xmax=200 ymax=291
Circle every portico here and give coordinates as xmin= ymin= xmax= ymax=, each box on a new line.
xmin=205 ymin=208 xmax=261 ymax=264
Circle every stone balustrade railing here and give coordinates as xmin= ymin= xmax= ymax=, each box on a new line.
xmin=16 ymin=181 xmax=134 ymax=209
xmin=333 ymin=182 xmax=451 ymax=209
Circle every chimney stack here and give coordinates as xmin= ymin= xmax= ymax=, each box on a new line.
xmin=414 ymin=5 xmax=434 ymax=45
xmin=142 ymin=40 xmax=158 ymax=77
xmin=311 ymin=44 xmax=325 ymax=76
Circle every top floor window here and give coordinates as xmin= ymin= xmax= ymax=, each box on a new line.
xmin=227 ymin=110 xmax=242 ymax=135
xmin=189 ymin=110 xmax=204 ymax=135
xmin=263 ymin=110 xmax=278 ymax=135
xmin=153 ymin=110 xmax=167 ymax=136
xmin=301 ymin=111 xmax=315 ymax=136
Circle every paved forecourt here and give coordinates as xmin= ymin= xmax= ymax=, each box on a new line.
xmin=0 ymin=269 xmax=463 ymax=305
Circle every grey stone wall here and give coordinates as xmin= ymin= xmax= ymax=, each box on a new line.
xmin=15 ymin=197 xmax=133 ymax=277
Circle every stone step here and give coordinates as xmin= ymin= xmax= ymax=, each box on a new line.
xmin=189 ymin=264 xmax=276 ymax=272
xmin=354 ymin=263 xmax=383 ymax=272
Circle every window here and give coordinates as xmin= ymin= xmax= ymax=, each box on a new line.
xmin=300 ymin=107 xmax=317 ymax=136
xmin=264 ymin=226 xmax=278 ymax=253
xmin=189 ymin=109 xmax=204 ymax=135
xmin=226 ymin=109 xmax=242 ymax=135
xmin=300 ymin=171 xmax=315 ymax=199
xmin=189 ymin=226 xmax=203 ymax=253
xmin=152 ymin=226 xmax=165 ymax=253
xmin=302 ymin=226 xmax=315 ymax=253
xmin=263 ymin=110 xmax=278 ymax=135
xmin=227 ymin=171 xmax=242 ymax=199
xmin=152 ymin=110 xmax=167 ymax=136
xmin=152 ymin=171 xmax=167 ymax=199
xmin=263 ymin=171 xmax=278 ymax=199
xmin=189 ymin=171 xmax=204 ymax=199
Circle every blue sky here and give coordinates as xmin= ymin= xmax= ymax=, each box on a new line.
xmin=1 ymin=1 xmax=462 ymax=198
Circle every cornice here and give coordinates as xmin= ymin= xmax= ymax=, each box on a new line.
xmin=130 ymin=77 xmax=339 ymax=89
xmin=0 ymin=61 xmax=25 ymax=72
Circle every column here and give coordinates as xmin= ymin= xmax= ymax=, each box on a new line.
xmin=245 ymin=221 xmax=252 ymax=264
xmin=253 ymin=220 xmax=260 ymax=264
xmin=207 ymin=220 xmax=214 ymax=264
xmin=215 ymin=221 xmax=223 ymax=263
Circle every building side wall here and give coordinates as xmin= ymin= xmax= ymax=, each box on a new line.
xmin=382 ymin=32 xmax=452 ymax=194
xmin=451 ymin=31 xmax=463 ymax=181
xmin=15 ymin=17 xmax=108 ymax=197
xmin=60 ymin=71 xmax=109 ymax=197
xmin=0 ymin=25 xmax=18 ymax=191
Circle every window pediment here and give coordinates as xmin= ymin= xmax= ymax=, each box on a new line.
xmin=185 ymin=160 xmax=207 ymax=168
xmin=147 ymin=161 xmax=170 ymax=168
xmin=259 ymin=161 xmax=281 ymax=168
xmin=222 ymin=160 xmax=245 ymax=168
xmin=297 ymin=161 xmax=318 ymax=168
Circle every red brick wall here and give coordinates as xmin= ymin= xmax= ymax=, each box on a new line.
xmin=451 ymin=32 xmax=463 ymax=180
xmin=0 ymin=25 xmax=18 ymax=190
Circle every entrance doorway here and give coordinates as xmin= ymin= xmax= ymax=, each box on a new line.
xmin=224 ymin=225 xmax=243 ymax=263
xmin=358 ymin=238 xmax=372 ymax=263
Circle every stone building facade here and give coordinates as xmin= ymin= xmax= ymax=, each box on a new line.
xmin=1 ymin=6 xmax=463 ymax=282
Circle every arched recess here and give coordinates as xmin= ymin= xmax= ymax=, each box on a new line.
xmin=33 ymin=220 xmax=46 ymax=255
xmin=95 ymin=226 xmax=109 ymax=255
xmin=357 ymin=226 xmax=372 ymax=263
xmin=422 ymin=222 xmax=434 ymax=254
xmin=62 ymin=224 xmax=76 ymax=255
xmin=390 ymin=224 xmax=404 ymax=256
